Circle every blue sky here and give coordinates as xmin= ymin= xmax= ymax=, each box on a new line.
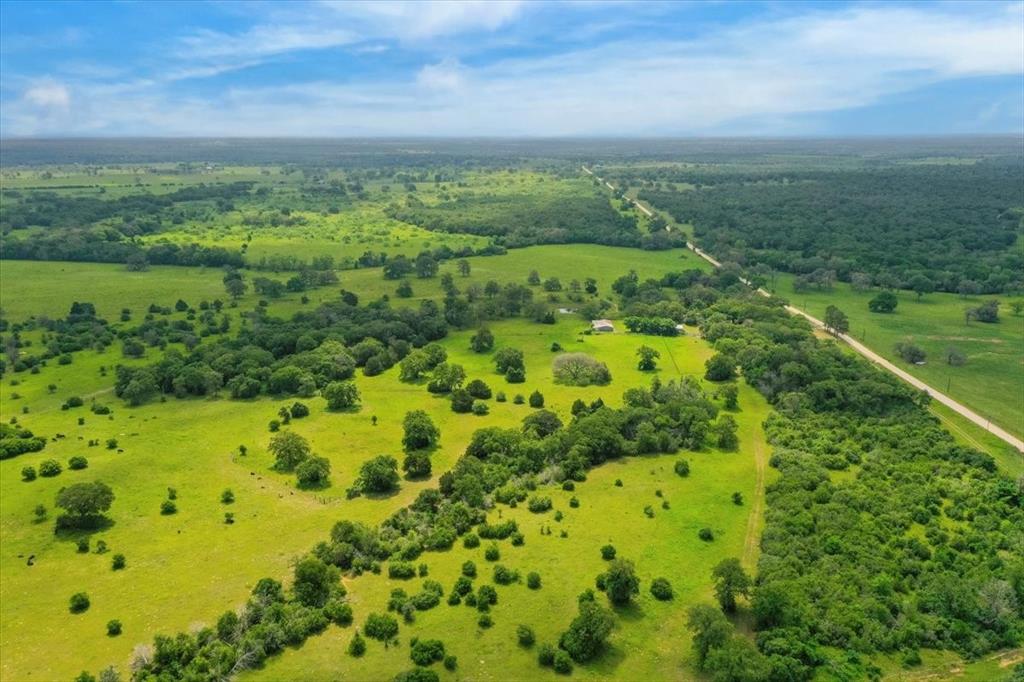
xmin=1 ymin=1 xmax=1021 ymax=137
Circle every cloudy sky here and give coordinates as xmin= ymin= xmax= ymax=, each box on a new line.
xmin=1 ymin=0 xmax=1022 ymax=137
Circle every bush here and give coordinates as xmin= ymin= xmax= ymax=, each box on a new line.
xmin=528 ymin=390 xmax=544 ymax=408
xmin=410 ymin=638 xmax=445 ymax=666
xmin=699 ymin=527 xmax=714 ymax=542
xmin=472 ymin=401 xmax=489 ymax=416
xmin=348 ymin=631 xmax=367 ymax=657
xmin=111 ymin=554 xmax=126 ymax=570
xmin=484 ymin=545 xmax=500 ymax=562
xmin=21 ymin=466 xmax=36 ymax=481
xmin=160 ymin=500 xmax=177 ymax=515
xmin=77 ymin=537 xmax=90 ymax=553
xmin=462 ymin=560 xmax=477 ymax=578
xmin=450 ymin=389 xmax=474 ymax=413
xmin=517 ymin=624 xmax=536 ymax=646
xmin=466 ymin=379 xmax=492 ymax=399
xmin=462 ymin=533 xmax=480 ymax=549
xmin=674 ymin=459 xmax=690 ymax=477
xmin=650 ymin=577 xmax=673 ymax=600
xmin=600 ymin=544 xmax=616 ymax=560
xmin=290 ymin=402 xmax=310 ymax=418
xmin=477 ymin=584 xmax=498 ymax=606
xmin=495 ymin=391 xmax=506 ymax=402
xmin=394 ymin=670 xmax=439 ymax=682
xmin=553 ymin=650 xmax=573 ymax=674
xmin=323 ymin=380 xmax=360 ymax=410
xmin=359 ymin=455 xmax=400 ymax=493
xmin=221 ymin=489 xmax=235 ymax=504
xmin=538 ymin=643 xmax=556 ymax=666
xmin=478 ymin=613 xmax=493 ymax=628
xmin=106 ymin=619 xmax=122 ymax=636
xmin=493 ymin=564 xmax=519 ymax=585
xmin=402 ymin=451 xmax=432 ymax=479
xmin=389 ymin=561 xmax=417 ymax=579
xmin=39 ymin=459 xmax=62 ymax=477
xmin=443 ymin=654 xmax=457 ymax=671
xmin=68 ymin=456 xmax=88 ymax=470
xmin=69 ymin=592 xmax=90 ymax=613
xmin=364 ymin=612 xmax=399 ymax=641
xmin=296 ymin=456 xmax=331 ymax=488
xmin=527 ymin=572 xmax=541 ymax=589
xmin=324 ymin=601 xmax=353 ymax=626
xmin=527 ymin=496 xmax=552 ymax=513
xmin=513 ymin=394 xmax=525 ymax=404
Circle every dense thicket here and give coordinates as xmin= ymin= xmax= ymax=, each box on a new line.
xmin=639 ymin=162 xmax=1023 ymax=293
xmin=388 ymin=191 xmax=641 ymax=248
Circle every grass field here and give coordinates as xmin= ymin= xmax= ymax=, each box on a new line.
xmin=0 ymin=244 xmax=708 ymax=322
xmin=772 ymin=274 xmax=1024 ymax=440
xmin=0 ymin=246 xmax=732 ymax=681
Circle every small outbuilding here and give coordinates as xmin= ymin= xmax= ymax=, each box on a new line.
xmin=591 ymin=319 xmax=615 ymax=332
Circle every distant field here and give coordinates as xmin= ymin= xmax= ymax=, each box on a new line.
xmin=0 ymin=244 xmax=708 ymax=322
xmin=773 ymin=274 xmax=1024 ymax=440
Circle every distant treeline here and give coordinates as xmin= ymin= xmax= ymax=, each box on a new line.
xmin=0 ymin=236 xmax=245 ymax=268
xmin=639 ymin=161 xmax=1023 ymax=293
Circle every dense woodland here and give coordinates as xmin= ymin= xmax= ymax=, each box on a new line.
xmin=637 ymin=160 xmax=1023 ymax=294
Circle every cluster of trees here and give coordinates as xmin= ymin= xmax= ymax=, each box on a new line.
xmin=2 ymin=302 xmax=118 ymax=374
xmin=388 ymin=190 xmax=643 ymax=248
xmin=114 ymin=297 xmax=449 ymax=405
xmin=2 ymin=234 xmax=245 ymax=269
xmin=0 ymin=422 xmax=46 ymax=459
xmin=640 ymin=162 xmax=1023 ymax=294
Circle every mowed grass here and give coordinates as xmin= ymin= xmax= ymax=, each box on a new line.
xmin=773 ymin=274 xmax=1024 ymax=440
xmin=1 ymin=249 xmax=737 ymax=681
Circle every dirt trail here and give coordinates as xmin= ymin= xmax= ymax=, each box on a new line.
xmin=583 ymin=165 xmax=1024 ymax=455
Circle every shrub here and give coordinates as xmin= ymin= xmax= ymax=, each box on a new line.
xmin=39 ymin=459 xmax=62 ymax=477
xmin=364 ymin=612 xmax=399 ymax=641
xmin=732 ymin=491 xmax=743 ymax=505
xmin=450 ymin=389 xmax=474 ymax=413
xmin=410 ymin=639 xmax=445 ymax=666
xmin=160 ymin=500 xmax=177 ymax=515
xmin=569 ymin=497 xmax=579 ymax=508
xmin=395 ymin=670 xmax=439 ymax=682
xmin=462 ymin=533 xmax=480 ymax=549
xmin=358 ymin=455 xmax=400 ymax=493
xmin=538 ymin=643 xmax=556 ymax=666
xmin=106 ymin=619 xmax=122 ymax=636
xmin=560 ymin=600 xmax=614 ymax=662
xmin=528 ymin=390 xmax=544 ymax=408
xmin=513 ymin=394 xmax=525 ymax=404
xmin=324 ymin=601 xmax=353 ymax=626
xmin=527 ymin=496 xmax=552 ymax=513
xmin=493 ymin=564 xmax=519 ymax=585
xmin=221 ymin=489 xmax=235 ymax=504
xmin=290 ymin=402 xmax=310 ymax=418
xmin=402 ymin=451 xmax=432 ymax=479
xmin=477 ymin=584 xmax=498 ymax=605
xmin=478 ymin=613 xmax=493 ymax=628
xmin=111 ymin=554 xmax=126 ymax=570
xmin=389 ymin=561 xmax=417 ymax=579
xmin=472 ymin=401 xmax=489 ymax=416
xmin=699 ymin=527 xmax=714 ymax=542
xmin=348 ymin=631 xmax=367 ymax=657
xmin=484 ymin=545 xmax=500 ymax=562
xmin=527 ymin=572 xmax=541 ymax=589
xmin=600 ymin=544 xmax=616 ymax=560
xmin=553 ymin=651 xmax=573 ymax=674
xmin=402 ymin=410 xmax=440 ymax=451
xmin=443 ymin=654 xmax=457 ymax=671
xmin=68 ymin=456 xmax=88 ymax=470
xmin=650 ymin=578 xmax=673 ymax=600
xmin=561 ymin=480 xmax=575 ymax=491
xmin=296 ymin=455 xmax=332 ymax=488
xmin=77 ymin=537 xmax=90 ymax=553
xmin=466 ymin=379 xmax=492 ymax=400
xmin=674 ymin=459 xmax=690 ymax=477
xmin=517 ymin=624 xmax=536 ymax=646
xmin=323 ymin=380 xmax=360 ymax=410
xmin=69 ymin=592 xmax=90 ymax=613
xmin=21 ymin=466 xmax=36 ymax=481
xmin=462 ymin=560 xmax=477 ymax=578
xmin=495 ymin=391 xmax=507 ymax=402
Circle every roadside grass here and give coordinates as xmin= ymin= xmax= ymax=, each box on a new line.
xmin=772 ymin=273 xmax=1023 ymax=440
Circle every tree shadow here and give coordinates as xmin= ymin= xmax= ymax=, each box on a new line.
xmin=362 ymin=487 xmax=401 ymax=501
xmin=612 ymin=600 xmax=646 ymax=623
xmin=54 ymin=515 xmax=115 ymax=540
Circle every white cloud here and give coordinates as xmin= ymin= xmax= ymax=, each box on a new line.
xmin=320 ymin=0 xmax=526 ymax=40
xmin=416 ymin=58 xmax=467 ymax=91
xmin=3 ymin=2 xmax=1022 ymax=136
xmin=22 ymin=80 xmax=71 ymax=109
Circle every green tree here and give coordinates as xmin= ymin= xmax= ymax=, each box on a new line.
xmin=711 ymin=558 xmax=751 ymax=613
xmin=295 ymin=456 xmax=331 ymax=488
xmin=909 ymin=274 xmax=934 ymax=300
xmin=457 ymin=259 xmax=471 ymax=277
xmin=868 ymin=290 xmax=898 ymax=313
xmin=402 ymin=410 xmax=440 ymax=451
xmin=559 ymin=600 xmax=614 ymax=663
xmin=636 ymin=345 xmax=660 ymax=371
xmin=268 ymin=431 xmax=311 ymax=471
xmin=55 ymin=481 xmax=115 ymax=528
xmin=323 ymin=380 xmax=360 ymax=410
xmin=686 ymin=604 xmax=732 ymax=669
xmin=470 ymin=327 xmax=494 ymax=353
xmin=823 ymin=305 xmax=849 ymax=336
xmin=602 ymin=559 xmax=640 ymax=605
xmin=704 ymin=353 xmax=736 ymax=381
xmin=359 ymin=455 xmax=400 ymax=493
xmin=293 ymin=555 xmax=339 ymax=607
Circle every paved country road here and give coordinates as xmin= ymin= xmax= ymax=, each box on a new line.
xmin=583 ymin=165 xmax=1024 ymax=454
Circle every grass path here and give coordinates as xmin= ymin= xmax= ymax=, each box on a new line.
xmin=742 ymin=435 xmax=767 ymax=571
